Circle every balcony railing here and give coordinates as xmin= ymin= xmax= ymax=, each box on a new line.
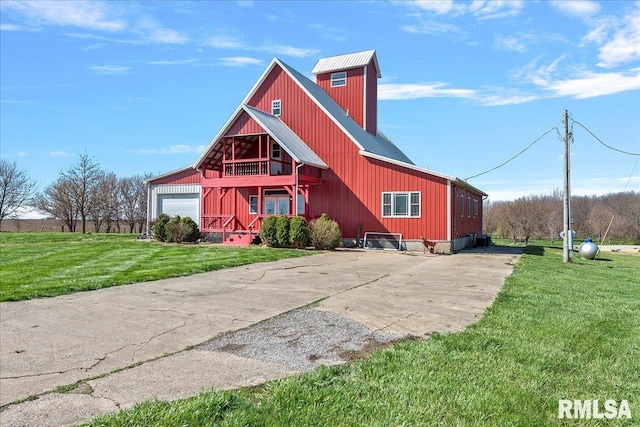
xmin=223 ymin=159 xmax=291 ymax=176
xmin=224 ymin=160 xmax=268 ymax=176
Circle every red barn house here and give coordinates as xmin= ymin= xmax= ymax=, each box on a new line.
xmin=147 ymin=50 xmax=486 ymax=252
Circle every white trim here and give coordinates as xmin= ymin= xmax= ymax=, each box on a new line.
xmin=330 ymin=71 xmax=346 ymax=87
xmin=382 ymin=191 xmax=421 ymax=218
xmin=447 ymin=180 xmax=452 ymax=241
xmin=271 ymin=99 xmax=281 ymax=116
xmin=249 ymin=195 xmax=258 ymax=215
xmin=363 ymin=64 xmax=367 ymax=130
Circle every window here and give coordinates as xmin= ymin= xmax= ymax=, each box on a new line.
xmin=249 ymin=195 xmax=258 ymax=214
xmin=271 ymin=142 xmax=281 ymax=158
xmin=473 ymin=199 xmax=479 ymax=218
xmin=271 ymin=99 xmax=281 ymax=116
xmin=468 ymin=197 xmax=471 ymax=218
xmin=331 ymin=71 xmax=346 ymax=87
xmin=382 ymin=192 xmax=421 ymax=218
xmin=460 ymin=193 xmax=464 ymax=217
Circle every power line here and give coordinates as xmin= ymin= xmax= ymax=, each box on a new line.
xmin=465 ymin=127 xmax=557 ymax=181
xmin=572 ymin=120 xmax=640 ymax=156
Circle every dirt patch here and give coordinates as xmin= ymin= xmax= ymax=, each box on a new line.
xmin=199 ymin=308 xmax=400 ymax=371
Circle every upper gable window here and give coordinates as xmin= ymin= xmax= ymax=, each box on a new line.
xmin=271 ymin=100 xmax=281 ymax=116
xmin=331 ymin=72 xmax=347 ymax=88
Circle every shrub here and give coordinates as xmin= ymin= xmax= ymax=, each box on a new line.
xmin=153 ymin=213 xmax=171 ymax=242
xmin=289 ymin=216 xmax=310 ymax=248
xmin=275 ymin=215 xmax=291 ymax=247
xmin=180 ymin=216 xmax=201 ymax=242
xmin=260 ymin=215 xmax=278 ymax=247
xmin=157 ymin=215 xmax=200 ymax=243
xmin=310 ymin=213 xmax=342 ymax=250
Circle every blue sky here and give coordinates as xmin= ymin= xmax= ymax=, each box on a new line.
xmin=1 ymin=0 xmax=639 ymax=206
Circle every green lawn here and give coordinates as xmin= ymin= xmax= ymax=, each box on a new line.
xmin=86 ymin=244 xmax=639 ymax=426
xmin=0 ymin=232 xmax=314 ymax=302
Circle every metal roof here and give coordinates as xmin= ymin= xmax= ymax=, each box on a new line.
xmin=311 ymin=49 xmax=381 ymax=78
xmin=242 ymin=105 xmax=328 ymax=169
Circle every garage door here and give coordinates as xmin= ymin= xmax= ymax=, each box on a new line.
xmin=158 ymin=194 xmax=200 ymax=225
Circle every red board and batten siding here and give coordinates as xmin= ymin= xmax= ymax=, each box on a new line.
xmin=451 ymin=183 xmax=484 ymax=239
xmin=148 ymin=168 xmax=201 ymax=185
xmin=227 ymin=112 xmax=264 ymax=135
xmin=246 ymin=64 xmax=452 ymax=240
xmin=316 ymin=67 xmax=366 ymax=132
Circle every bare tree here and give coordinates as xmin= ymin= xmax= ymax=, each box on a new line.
xmin=89 ymin=172 xmax=119 ymax=232
xmin=0 ymin=159 xmax=37 ymax=230
xmin=117 ymin=174 xmax=151 ymax=234
xmin=61 ymin=153 xmax=103 ymax=233
xmin=510 ymin=195 xmax=544 ymax=245
xmin=34 ymin=177 xmax=78 ymax=232
xmin=135 ymin=173 xmax=152 ymax=233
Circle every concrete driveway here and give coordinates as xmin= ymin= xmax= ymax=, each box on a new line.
xmin=0 ymin=247 xmax=521 ymax=426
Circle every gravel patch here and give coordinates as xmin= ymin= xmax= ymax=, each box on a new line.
xmin=199 ymin=308 xmax=401 ymax=371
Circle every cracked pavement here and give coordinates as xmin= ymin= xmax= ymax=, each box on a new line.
xmin=0 ymin=247 xmax=521 ymax=427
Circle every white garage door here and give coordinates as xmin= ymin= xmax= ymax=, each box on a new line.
xmin=158 ymin=194 xmax=200 ymax=225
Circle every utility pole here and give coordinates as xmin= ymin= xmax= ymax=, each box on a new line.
xmin=563 ymin=109 xmax=573 ymax=262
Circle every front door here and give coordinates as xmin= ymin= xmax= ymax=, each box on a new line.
xmin=264 ymin=196 xmax=290 ymax=215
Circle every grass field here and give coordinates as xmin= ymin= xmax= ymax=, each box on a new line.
xmin=85 ymin=243 xmax=639 ymax=426
xmin=0 ymin=232 xmax=314 ymax=302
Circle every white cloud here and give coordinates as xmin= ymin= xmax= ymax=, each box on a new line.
xmin=545 ymin=69 xmax=640 ymax=99
xmin=596 ymin=9 xmax=640 ymax=68
xmin=82 ymin=43 xmax=106 ymax=51
xmin=494 ymin=35 xmax=527 ymax=52
xmin=379 ymin=82 xmax=477 ymax=100
xmin=205 ymin=35 xmax=319 ymax=58
xmin=135 ymin=145 xmax=207 ymax=155
xmin=413 ymin=0 xmax=455 ymax=15
xmin=550 ymin=0 xmax=600 ymax=18
xmin=90 ymin=65 xmax=130 ymax=74
xmin=218 ymin=57 xmax=263 ymax=67
xmin=206 ymin=35 xmax=245 ymax=49
xmin=469 ymin=0 xmax=523 ymax=20
xmin=401 ymin=21 xmax=462 ymax=35
xmin=48 ymin=150 xmax=73 ymax=158
xmin=133 ymin=18 xmax=189 ymax=44
xmin=148 ymin=58 xmax=203 ymax=66
xmin=0 ymin=23 xmax=27 ymax=31
xmin=1 ymin=1 xmax=188 ymax=45
xmin=379 ymin=82 xmax=539 ymax=106
xmin=267 ymin=45 xmax=320 ymax=58
xmin=0 ymin=0 xmax=126 ymax=32
xmin=476 ymin=90 xmax=540 ymax=106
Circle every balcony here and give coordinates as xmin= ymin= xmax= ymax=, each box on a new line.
xmin=223 ymin=158 xmax=292 ymax=177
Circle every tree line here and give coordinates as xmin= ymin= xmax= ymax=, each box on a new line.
xmin=0 ymin=154 xmax=151 ymax=233
xmin=484 ymin=190 xmax=640 ymax=244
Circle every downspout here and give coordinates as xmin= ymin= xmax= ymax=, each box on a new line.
xmin=447 ymin=180 xmax=452 ymax=243
xmin=295 ymin=163 xmax=305 ymax=216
